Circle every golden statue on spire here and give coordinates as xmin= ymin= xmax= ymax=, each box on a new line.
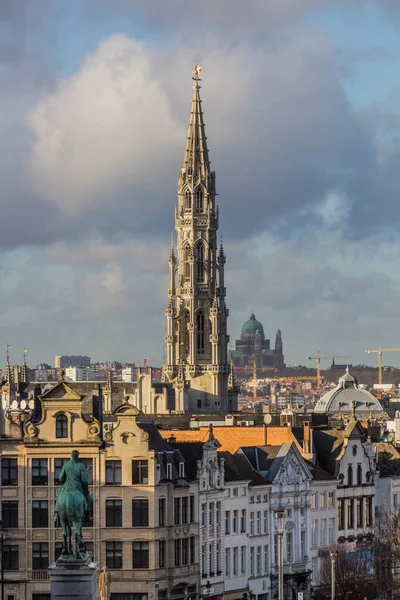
xmin=192 ymin=64 xmax=202 ymax=80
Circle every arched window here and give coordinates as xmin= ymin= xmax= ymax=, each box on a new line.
xmin=197 ymin=311 xmax=205 ymax=354
xmin=185 ymin=190 xmax=192 ymax=209
xmin=56 ymin=414 xmax=68 ymax=439
xmin=184 ymin=246 xmax=191 ymax=281
xmin=184 ymin=309 xmax=190 ymax=354
xmin=196 ymin=243 xmax=205 ymax=283
xmin=347 ymin=464 xmax=353 ymax=487
xmin=195 ymin=189 xmax=203 ymax=212
xmin=357 ymin=464 xmax=362 ymax=486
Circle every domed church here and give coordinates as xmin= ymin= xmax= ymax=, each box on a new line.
xmin=230 ymin=313 xmax=285 ymax=368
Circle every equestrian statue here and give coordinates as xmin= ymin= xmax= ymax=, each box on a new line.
xmin=54 ymin=450 xmax=93 ymax=561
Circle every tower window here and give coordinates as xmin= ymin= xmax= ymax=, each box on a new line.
xmin=197 ymin=311 xmax=205 ymax=354
xmin=56 ymin=414 xmax=68 ymax=438
xmin=196 ymin=189 xmax=203 ymax=212
xmin=196 ymin=243 xmax=205 ymax=283
xmin=184 ymin=245 xmax=191 ymax=281
xmin=185 ymin=190 xmax=192 ymax=209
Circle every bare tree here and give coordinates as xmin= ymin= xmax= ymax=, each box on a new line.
xmin=317 ymin=543 xmax=375 ymax=599
xmin=374 ymin=507 xmax=400 ymax=599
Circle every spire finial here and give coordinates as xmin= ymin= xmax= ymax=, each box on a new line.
xmin=208 ymin=423 xmax=214 ymax=440
xmin=351 ymin=399 xmax=356 ymax=420
xmin=6 ymin=343 xmax=10 ymax=365
xmin=192 ymin=64 xmax=202 ymax=82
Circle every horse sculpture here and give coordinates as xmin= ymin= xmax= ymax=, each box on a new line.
xmin=54 ymin=450 xmax=93 ymax=560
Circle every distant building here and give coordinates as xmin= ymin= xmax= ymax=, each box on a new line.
xmin=65 ymin=366 xmax=94 ymax=382
xmin=230 ymin=313 xmax=285 ymax=369
xmin=54 ymin=355 xmax=91 ymax=369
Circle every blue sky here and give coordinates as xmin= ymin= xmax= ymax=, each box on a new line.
xmin=1 ymin=0 xmax=400 ymax=369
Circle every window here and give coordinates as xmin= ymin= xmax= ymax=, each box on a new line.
xmin=329 ymin=518 xmax=335 ymax=544
xmin=179 ymin=462 xmax=185 ymax=478
xmin=356 ymin=498 xmax=363 ymax=528
xmin=394 ymin=494 xmax=399 ymax=508
xmin=348 ymin=464 xmax=353 ymax=487
xmin=209 ymin=542 xmax=214 ymax=575
xmin=182 ymin=538 xmax=189 ymax=565
xmin=195 ymin=188 xmax=203 ymax=212
xmin=184 ymin=246 xmax=191 ymax=280
xmin=190 ymin=536 xmax=195 ymax=564
xmin=106 ymin=541 xmax=123 ymax=569
xmin=196 ymin=311 xmax=205 ymax=354
xmin=338 ymin=499 xmax=344 ymax=530
xmin=256 ymin=511 xmax=261 ymax=535
xmin=80 ymin=458 xmax=93 ymax=485
xmin=32 ymin=501 xmax=48 ymax=528
xmin=320 ymin=519 xmax=327 ymax=547
xmin=106 ymin=500 xmax=122 ymax=527
xmin=263 ymin=510 xmax=268 ymax=534
xmin=286 ymin=533 xmax=293 ymax=562
xmin=225 ymin=547 xmax=231 ymax=577
xmin=32 ymin=542 xmax=48 ymax=570
xmin=241 ymin=509 xmax=247 ymax=532
xmin=328 ymin=491 xmax=335 ymax=507
xmin=241 ymin=546 xmax=246 ymax=575
xmin=54 ymin=458 xmax=68 ymax=485
xmin=311 ymin=492 xmax=318 ymax=509
xmin=250 ymin=547 xmax=255 ymax=576
xmin=190 ymin=495 xmax=195 ymax=523
xmin=357 ymin=464 xmax=362 ymax=486
xmin=174 ymin=498 xmax=181 ymax=525
xmin=241 ymin=487 xmax=247 ymax=496
xmin=1 ymin=458 xmax=17 ymax=486
xmin=3 ymin=545 xmax=18 ymax=570
xmin=216 ymin=541 xmax=221 ymax=573
xmin=301 ymin=530 xmax=306 ymax=558
xmin=347 ymin=499 xmax=354 ymax=529
xmin=185 ymin=190 xmax=192 ymax=210
xmin=182 ymin=497 xmax=188 ymax=524
xmin=159 ymin=540 xmax=166 ymax=568
xmin=196 ymin=243 xmax=205 ymax=283
xmin=159 ymin=498 xmax=166 ymax=526
xmin=311 ymin=557 xmax=318 ymax=584
xmin=132 ymin=460 xmax=148 ymax=485
xmin=233 ymin=488 xmax=239 ymax=497
xmin=233 ymin=547 xmax=238 ymax=575
xmin=352 ymin=444 xmax=357 ymax=456
xmin=263 ymin=545 xmax=269 ymax=575
xmin=209 ymin=502 xmax=214 ymax=527
xmin=106 ymin=460 xmax=121 ymax=485
xmin=233 ymin=510 xmax=238 ymax=533
xmin=166 ymin=463 xmax=172 ymax=480
xmin=2 ymin=501 xmax=18 ymax=528
xmin=320 ymin=492 xmax=326 ymax=509
xmin=216 ymin=501 xmax=221 ymax=525
xmin=202 ymin=504 xmax=206 ymax=527
xmin=56 ymin=414 xmax=68 ymax=438
xmin=311 ymin=519 xmax=318 ymax=547
xmin=32 ymin=459 xmax=48 ymax=486
xmin=132 ymin=499 xmax=149 ymax=527
xmin=366 ymin=497 xmax=373 ymax=527
xmin=225 ymin=510 xmax=230 ymax=534
xmin=201 ymin=545 xmax=206 ymax=576
xmin=174 ymin=539 xmax=181 ymax=566
xmin=250 ymin=511 xmax=254 ymax=535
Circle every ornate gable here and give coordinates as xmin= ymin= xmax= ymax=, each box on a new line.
xmin=40 ymin=381 xmax=82 ymax=401
xmin=273 ymin=445 xmax=311 ymax=486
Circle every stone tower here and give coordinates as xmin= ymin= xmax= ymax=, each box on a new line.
xmin=163 ymin=66 xmax=237 ymax=413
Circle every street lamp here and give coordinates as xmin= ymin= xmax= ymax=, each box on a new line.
xmin=330 ymin=551 xmax=337 ymax=600
xmin=274 ymin=509 xmax=286 ymax=600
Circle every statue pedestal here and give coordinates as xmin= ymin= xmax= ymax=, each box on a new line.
xmin=48 ymin=559 xmax=99 ymax=600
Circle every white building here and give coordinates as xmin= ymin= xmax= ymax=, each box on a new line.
xmin=65 ymin=366 xmax=94 ymax=382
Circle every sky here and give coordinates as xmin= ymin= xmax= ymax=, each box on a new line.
xmin=2 ymin=0 xmax=400 ymax=368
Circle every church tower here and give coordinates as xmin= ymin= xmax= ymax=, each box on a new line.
xmin=163 ymin=66 xmax=237 ymax=413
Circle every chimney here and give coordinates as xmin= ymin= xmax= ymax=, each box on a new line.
xmin=303 ymin=421 xmax=311 ymax=455
xmin=167 ymin=435 xmax=177 ymax=443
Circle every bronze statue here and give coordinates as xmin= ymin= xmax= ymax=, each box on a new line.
xmin=54 ymin=450 xmax=93 ymax=560
xmin=99 ymin=566 xmax=111 ymax=600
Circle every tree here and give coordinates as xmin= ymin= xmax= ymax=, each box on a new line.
xmin=318 ymin=543 xmax=375 ymax=599
xmin=374 ymin=507 xmax=400 ymax=599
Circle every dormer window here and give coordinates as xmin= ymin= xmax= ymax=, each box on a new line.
xmin=179 ymin=462 xmax=185 ymax=478
xmin=56 ymin=414 xmax=68 ymax=439
xmin=166 ymin=463 xmax=172 ymax=480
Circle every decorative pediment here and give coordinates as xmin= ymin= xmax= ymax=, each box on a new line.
xmin=273 ymin=446 xmax=311 ymax=486
xmin=40 ymin=382 xmax=82 ymax=401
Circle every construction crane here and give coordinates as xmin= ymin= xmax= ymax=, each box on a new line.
xmin=306 ymin=352 xmax=351 ymax=390
xmin=365 ymin=345 xmax=400 ymax=385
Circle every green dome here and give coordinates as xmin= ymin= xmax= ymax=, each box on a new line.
xmin=241 ymin=313 xmax=264 ymax=335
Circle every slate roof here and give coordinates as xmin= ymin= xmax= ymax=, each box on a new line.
xmin=313 ymin=420 xmax=367 ymax=474
xmin=136 ymin=422 xmax=174 ymax=452
xmin=305 ymin=460 xmax=335 ymax=481
xmin=169 ymin=441 xmax=203 ymax=481
xmin=314 ymin=369 xmax=383 ymax=414
xmin=375 ymin=441 xmax=400 ymax=477
xmin=220 ymin=451 xmax=268 ymax=486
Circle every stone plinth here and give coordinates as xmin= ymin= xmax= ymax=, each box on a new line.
xmin=48 ymin=559 xmax=99 ymax=600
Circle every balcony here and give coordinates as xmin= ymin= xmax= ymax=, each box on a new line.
xmin=29 ymin=571 xmax=50 ymax=581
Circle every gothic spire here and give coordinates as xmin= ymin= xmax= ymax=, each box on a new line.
xmin=5 ymin=343 xmax=12 ymax=386
xmin=182 ymin=64 xmax=210 ymax=181
xmin=21 ymin=348 xmax=28 ymax=383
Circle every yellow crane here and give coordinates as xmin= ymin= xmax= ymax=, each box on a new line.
xmin=306 ymin=351 xmax=351 ymax=390
xmin=365 ymin=345 xmax=400 ymax=385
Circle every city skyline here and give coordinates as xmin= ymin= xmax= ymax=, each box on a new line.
xmin=1 ymin=2 xmax=400 ymax=366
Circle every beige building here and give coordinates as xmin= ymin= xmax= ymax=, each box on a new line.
xmin=0 ymin=376 xmax=199 ymax=600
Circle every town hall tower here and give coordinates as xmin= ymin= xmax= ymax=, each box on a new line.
xmin=163 ymin=66 xmax=238 ymax=413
